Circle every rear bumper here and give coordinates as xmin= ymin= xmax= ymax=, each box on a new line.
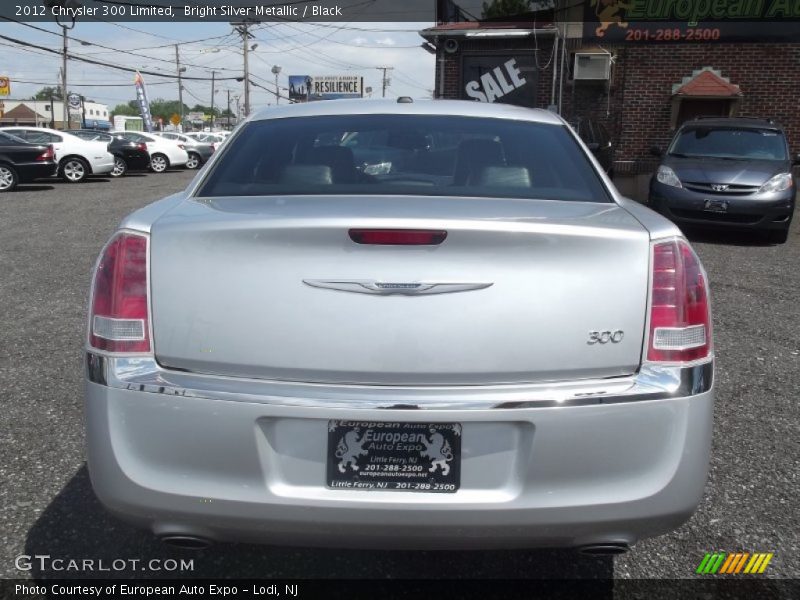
xmin=85 ymin=356 xmax=713 ymax=549
xmin=649 ymin=180 xmax=795 ymax=231
xmin=90 ymin=154 xmax=115 ymax=176
xmin=14 ymin=161 xmax=58 ymax=182
xmin=118 ymin=151 xmax=150 ymax=171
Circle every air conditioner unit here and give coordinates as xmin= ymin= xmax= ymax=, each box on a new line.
xmin=573 ymin=53 xmax=611 ymax=80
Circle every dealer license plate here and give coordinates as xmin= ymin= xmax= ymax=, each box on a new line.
xmin=326 ymin=421 xmax=461 ymax=493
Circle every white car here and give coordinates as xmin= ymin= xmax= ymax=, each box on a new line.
xmin=115 ymin=131 xmax=189 ymax=173
xmin=0 ymin=126 xmax=114 ymax=183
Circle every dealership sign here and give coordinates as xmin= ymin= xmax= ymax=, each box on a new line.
xmin=584 ymin=0 xmax=800 ymax=42
xmin=289 ymin=75 xmax=363 ymax=102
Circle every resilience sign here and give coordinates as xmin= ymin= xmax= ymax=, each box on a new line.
xmin=584 ymin=0 xmax=800 ymax=42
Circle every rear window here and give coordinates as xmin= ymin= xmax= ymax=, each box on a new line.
xmin=670 ymin=126 xmax=788 ymax=161
xmin=197 ymin=114 xmax=610 ymax=202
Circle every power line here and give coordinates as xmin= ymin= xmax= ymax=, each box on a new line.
xmin=0 ymin=34 xmax=243 ymax=81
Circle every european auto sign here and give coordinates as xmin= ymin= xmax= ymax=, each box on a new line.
xmin=584 ymin=0 xmax=800 ymax=42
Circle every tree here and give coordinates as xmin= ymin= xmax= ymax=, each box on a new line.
xmin=111 ymin=103 xmax=139 ymax=117
xmin=481 ymin=0 xmax=535 ymax=20
xmin=32 ymin=86 xmax=63 ymax=101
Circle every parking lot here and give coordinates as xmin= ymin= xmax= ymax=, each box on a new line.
xmin=1 ymin=170 xmax=798 ymax=580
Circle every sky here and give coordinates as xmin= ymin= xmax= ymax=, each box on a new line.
xmin=1 ymin=19 xmax=436 ymax=113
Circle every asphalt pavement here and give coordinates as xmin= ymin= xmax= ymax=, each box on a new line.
xmin=0 ymin=170 xmax=797 ymax=581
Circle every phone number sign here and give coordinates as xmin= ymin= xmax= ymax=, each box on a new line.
xmin=583 ymin=0 xmax=800 ymax=43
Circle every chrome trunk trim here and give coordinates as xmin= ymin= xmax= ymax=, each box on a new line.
xmin=87 ymin=354 xmax=713 ymax=410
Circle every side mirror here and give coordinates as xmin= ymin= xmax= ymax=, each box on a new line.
xmin=586 ymin=142 xmax=600 ymax=152
xmin=649 ymin=146 xmax=663 ymax=157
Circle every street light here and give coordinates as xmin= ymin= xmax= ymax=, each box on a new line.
xmin=271 ymin=65 xmax=281 ymax=105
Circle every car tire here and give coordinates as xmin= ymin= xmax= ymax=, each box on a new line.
xmin=111 ymin=156 xmax=128 ymax=178
xmin=150 ymin=153 xmax=169 ymax=173
xmin=186 ymin=153 xmax=201 ymax=170
xmin=766 ymin=228 xmax=789 ymax=245
xmin=60 ymin=157 xmax=89 ymax=183
xmin=0 ymin=163 xmax=19 ymax=192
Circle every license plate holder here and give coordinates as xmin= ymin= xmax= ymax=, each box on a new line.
xmin=703 ymin=199 xmax=729 ymax=213
xmin=326 ymin=421 xmax=461 ymax=493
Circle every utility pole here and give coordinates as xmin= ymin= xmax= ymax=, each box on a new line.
xmin=175 ymin=44 xmax=185 ymax=132
xmin=376 ymin=66 xmax=393 ymax=98
xmin=226 ymin=89 xmax=231 ymax=128
xmin=61 ymin=26 xmax=68 ymax=128
xmin=271 ymin=65 xmax=281 ymax=105
xmin=210 ymin=71 xmax=216 ymax=130
xmin=233 ymin=22 xmax=254 ymax=118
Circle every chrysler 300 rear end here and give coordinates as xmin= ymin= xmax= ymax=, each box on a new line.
xmin=85 ymin=100 xmax=713 ymax=551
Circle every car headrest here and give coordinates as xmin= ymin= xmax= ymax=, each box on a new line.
xmin=478 ymin=166 xmax=531 ymax=188
xmin=298 ymin=146 xmax=357 ymax=183
xmin=279 ymin=165 xmax=333 ymax=185
xmin=453 ymin=138 xmax=506 ymax=185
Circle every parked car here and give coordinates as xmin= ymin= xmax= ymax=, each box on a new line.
xmin=68 ymin=130 xmax=150 ymax=177
xmin=154 ymin=132 xmax=214 ymax=169
xmin=649 ymin=117 xmax=797 ymax=244
xmin=569 ymin=117 xmax=614 ymax=175
xmin=0 ymin=131 xmax=57 ymax=192
xmin=86 ymin=99 xmax=714 ymax=552
xmin=115 ymin=131 xmax=189 ymax=173
xmin=185 ymin=131 xmax=225 ymax=150
xmin=0 ymin=126 xmax=115 ymax=183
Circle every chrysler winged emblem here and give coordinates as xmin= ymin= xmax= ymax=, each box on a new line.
xmin=303 ymin=279 xmax=493 ymax=295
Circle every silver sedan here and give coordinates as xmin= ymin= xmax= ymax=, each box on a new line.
xmin=85 ymin=99 xmax=714 ymax=553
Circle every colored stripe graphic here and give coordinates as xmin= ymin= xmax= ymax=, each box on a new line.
xmin=699 ymin=552 xmax=774 ymax=575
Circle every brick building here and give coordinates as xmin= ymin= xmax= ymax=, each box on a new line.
xmin=421 ymin=1 xmax=800 ymax=195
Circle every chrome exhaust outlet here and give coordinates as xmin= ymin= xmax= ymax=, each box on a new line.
xmin=578 ymin=543 xmax=630 ymax=556
xmin=158 ymin=535 xmax=213 ymax=550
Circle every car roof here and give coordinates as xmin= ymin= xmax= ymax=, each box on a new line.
xmin=249 ymin=98 xmax=564 ymax=125
xmin=679 ymin=117 xmax=784 ymax=131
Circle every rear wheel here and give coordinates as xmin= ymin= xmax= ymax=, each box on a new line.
xmin=766 ymin=228 xmax=789 ymax=245
xmin=150 ymin=153 xmax=169 ymax=173
xmin=0 ymin=164 xmax=18 ymax=192
xmin=185 ymin=152 xmax=201 ymax=170
xmin=60 ymin=157 xmax=89 ymax=183
xmin=110 ymin=156 xmax=128 ymax=178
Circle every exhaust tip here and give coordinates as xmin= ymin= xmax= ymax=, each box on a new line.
xmin=159 ymin=535 xmax=213 ymax=550
xmin=578 ymin=543 xmax=630 ymax=556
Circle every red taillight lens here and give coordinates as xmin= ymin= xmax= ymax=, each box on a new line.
xmin=37 ymin=145 xmax=54 ymax=161
xmin=647 ymin=239 xmax=711 ymax=362
xmin=137 ymin=143 xmax=148 ymax=152
xmin=89 ymin=232 xmax=151 ymax=353
xmin=349 ymin=229 xmax=447 ymax=245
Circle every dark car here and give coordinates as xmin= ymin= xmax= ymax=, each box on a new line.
xmin=569 ymin=117 xmax=614 ymax=175
xmin=649 ymin=117 xmax=798 ymax=244
xmin=0 ymin=131 xmax=58 ymax=192
xmin=69 ymin=130 xmax=150 ymax=177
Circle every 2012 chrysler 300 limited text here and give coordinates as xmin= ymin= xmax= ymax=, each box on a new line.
xmin=85 ymin=99 xmax=714 ymax=553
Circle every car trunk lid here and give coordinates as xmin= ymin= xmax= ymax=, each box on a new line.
xmin=150 ymin=195 xmax=650 ymax=385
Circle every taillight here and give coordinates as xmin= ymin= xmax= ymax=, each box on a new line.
xmin=88 ymin=232 xmax=151 ymax=353
xmin=37 ymin=145 xmax=54 ymax=161
xmin=137 ymin=143 xmax=148 ymax=152
xmin=349 ymin=229 xmax=447 ymax=245
xmin=647 ymin=238 xmax=711 ymax=362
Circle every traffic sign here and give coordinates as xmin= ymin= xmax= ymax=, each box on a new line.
xmin=170 ymin=113 xmax=181 ymax=126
